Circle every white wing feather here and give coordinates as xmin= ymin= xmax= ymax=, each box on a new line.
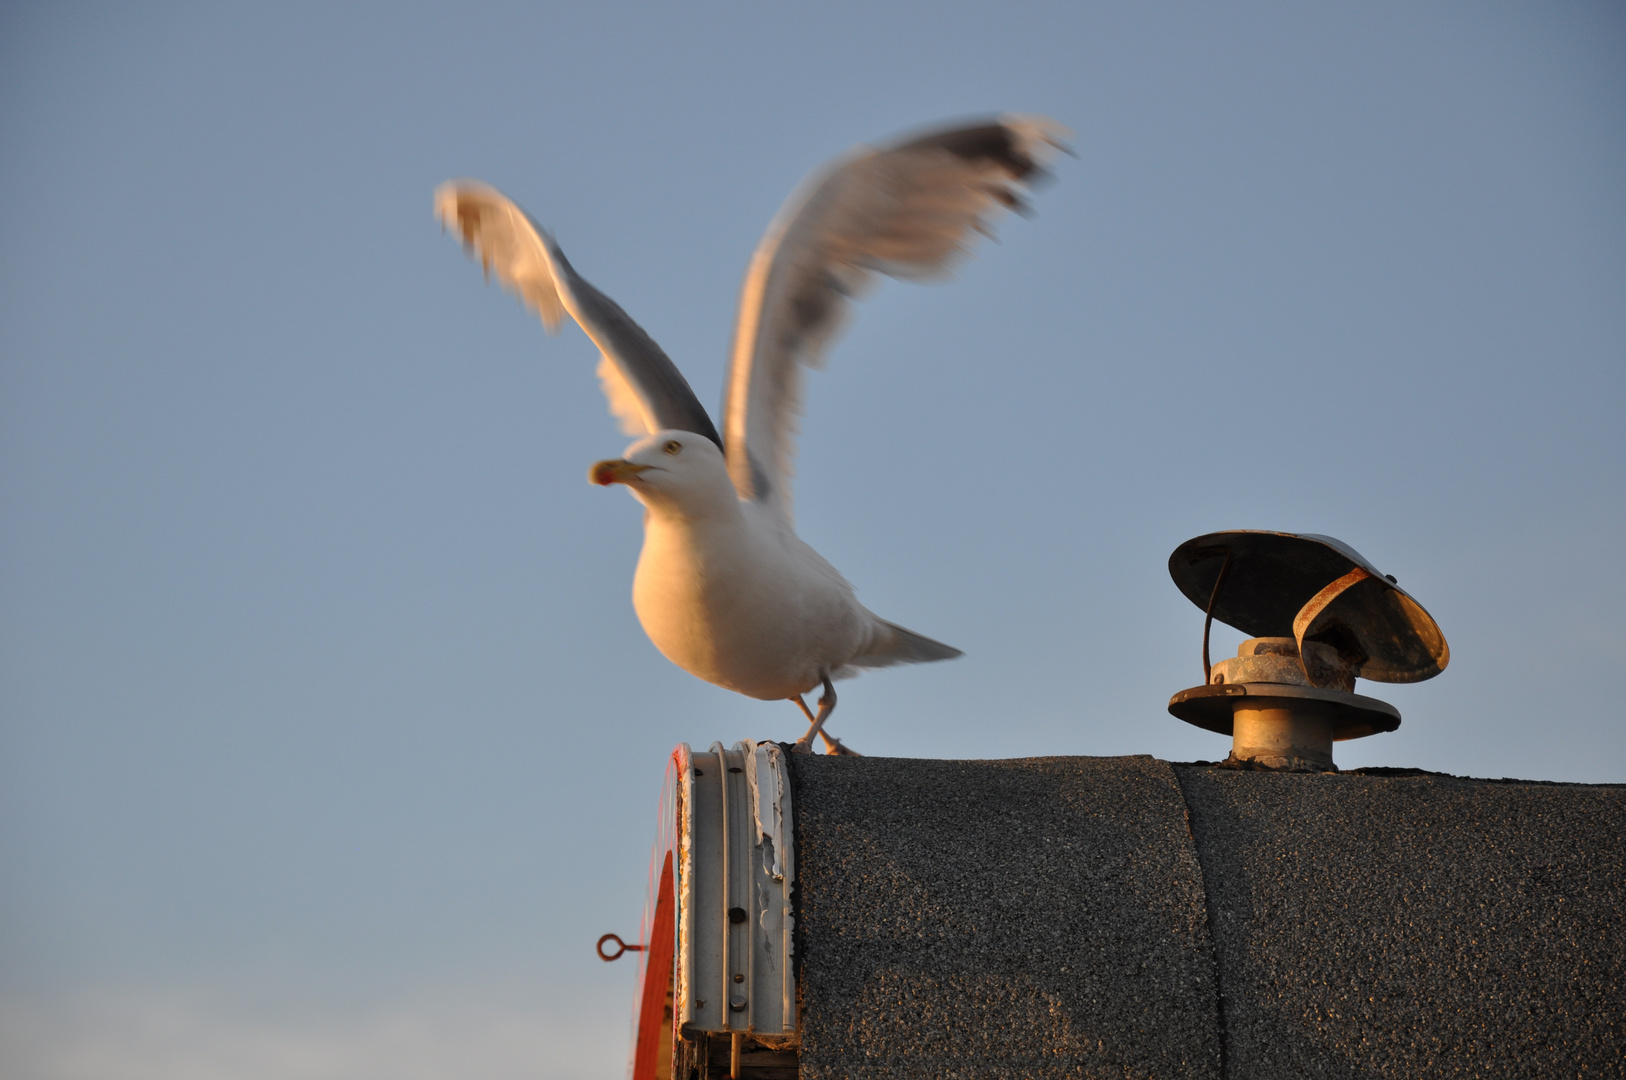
xmin=596 ymin=355 xmax=651 ymax=437
xmin=436 ymin=182 xmax=722 ymax=446
xmin=722 ymin=115 xmax=1070 ymax=521
xmin=435 ymin=182 xmax=569 ymax=332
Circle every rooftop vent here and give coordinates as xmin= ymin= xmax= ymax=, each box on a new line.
xmin=1167 ymin=530 xmax=1449 ymax=770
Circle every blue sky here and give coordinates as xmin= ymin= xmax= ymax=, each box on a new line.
xmin=2 ymin=3 xmax=1622 ymax=1078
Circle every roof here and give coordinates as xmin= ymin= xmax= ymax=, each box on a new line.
xmin=787 ymin=754 xmax=1624 ymax=1079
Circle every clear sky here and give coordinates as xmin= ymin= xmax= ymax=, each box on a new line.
xmin=2 ymin=3 xmax=1621 ymax=1078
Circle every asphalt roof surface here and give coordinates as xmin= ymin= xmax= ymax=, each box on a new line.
xmin=1178 ymin=765 xmax=1624 ymax=1078
xmin=788 ymin=754 xmax=1623 ymax=1079
xmin=791 ymin=754 xmax=1221 ymax=1080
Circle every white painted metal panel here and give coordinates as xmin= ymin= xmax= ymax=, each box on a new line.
xmin=674 ymin=741 xmax=796 ymax=1039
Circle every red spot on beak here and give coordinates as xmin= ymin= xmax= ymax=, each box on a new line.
xmin=590 ymin=459 xmax=646 ymax=486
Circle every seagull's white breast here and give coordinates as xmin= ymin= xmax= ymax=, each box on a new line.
xmin=631 ymin=501 xmax=869 ymax=701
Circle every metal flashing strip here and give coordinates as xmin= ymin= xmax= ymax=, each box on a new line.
xmin=746 ymin=741 xmax=796 ymax=1029
xmin=676 ymin=741 xmax=797 ymax=1041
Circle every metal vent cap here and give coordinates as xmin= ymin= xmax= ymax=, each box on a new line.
xmin=1169 ymin=530 xmax=1448 ymax=685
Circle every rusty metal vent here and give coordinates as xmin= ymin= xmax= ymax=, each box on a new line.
xmin=1167 ymin=530 xmax=1449 ymax=770
xmin=1169 ymin=530 xmax=1448 ymax=684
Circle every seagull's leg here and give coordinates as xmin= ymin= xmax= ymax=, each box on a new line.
xmin=789 ymin=695 xmax=818 ymax=754
xmin=791 ymin=693 xmax=860 ymax=755
xmin=792 ymin=674 xmax=838 ymax=754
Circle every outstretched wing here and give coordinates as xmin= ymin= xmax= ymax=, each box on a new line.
xmin=436 ymin=182 xmax=723 ymax=447
xmin=722 ymin=115 xmax=1069 ymax=520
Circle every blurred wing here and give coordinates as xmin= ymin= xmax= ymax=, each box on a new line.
xmin=722 ymin=115 xmax=1069 ymax=520
xmin=436 ymin=181 xmax=722 ymax=447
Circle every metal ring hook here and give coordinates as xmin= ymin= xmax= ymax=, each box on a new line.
xmin=596 ymin=932 xmax=645 ymax=962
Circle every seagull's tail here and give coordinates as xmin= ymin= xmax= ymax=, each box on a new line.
xmin=847 ymin=618 xmax=964 ymax=671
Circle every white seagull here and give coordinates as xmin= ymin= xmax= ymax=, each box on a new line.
xmin=436 ymin=116 xmax=1067 ymax=753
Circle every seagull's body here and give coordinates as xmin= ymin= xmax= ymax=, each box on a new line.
xmin=608 ymin=433 xmax=944 ymax=703
xmin=633 ymin=462 xmax=866 ymax=701
xmin=438 ymin=116 xmax=1066 ymax=749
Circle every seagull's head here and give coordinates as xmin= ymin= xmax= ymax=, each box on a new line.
xmin=589 ymin=430 xmax=737 ymax=518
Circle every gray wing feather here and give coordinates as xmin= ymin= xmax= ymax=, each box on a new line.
xmin=436 ymin=182 xmax=722 ymax=447
xmin=722 ymin=115 xmax=1069 ymax=520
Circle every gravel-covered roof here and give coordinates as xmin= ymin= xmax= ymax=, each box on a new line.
xmin=1177 ymin=765 xmax=1625 ymax=1078
xmin=790 ymin=754 xmax=1221 ymax=1080
xmin=787 ymin=754 xmax=1624 ymax=1079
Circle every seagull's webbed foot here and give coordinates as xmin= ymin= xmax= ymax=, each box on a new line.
xmin=791 ymin=674 xmax=848 ymax=755
xmin=819 ymin=732 xmax=862 ymax=756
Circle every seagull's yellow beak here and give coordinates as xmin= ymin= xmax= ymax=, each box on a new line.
xmin=589 ymin=459 xmax=653 ymax=486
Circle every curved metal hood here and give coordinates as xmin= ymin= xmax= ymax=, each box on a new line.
xmin=1169 ymin=530 xmax=1449 ymax=684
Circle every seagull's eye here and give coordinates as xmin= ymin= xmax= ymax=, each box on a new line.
xmin=663 ymin=440 xmax=682 ymax=456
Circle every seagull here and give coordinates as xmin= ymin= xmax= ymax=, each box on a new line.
xmin=436 ymin=116 xmax=1067 ymax=753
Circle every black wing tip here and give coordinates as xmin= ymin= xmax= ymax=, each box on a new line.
xmin=899 ymin=115 xmax=1069 ymax=181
